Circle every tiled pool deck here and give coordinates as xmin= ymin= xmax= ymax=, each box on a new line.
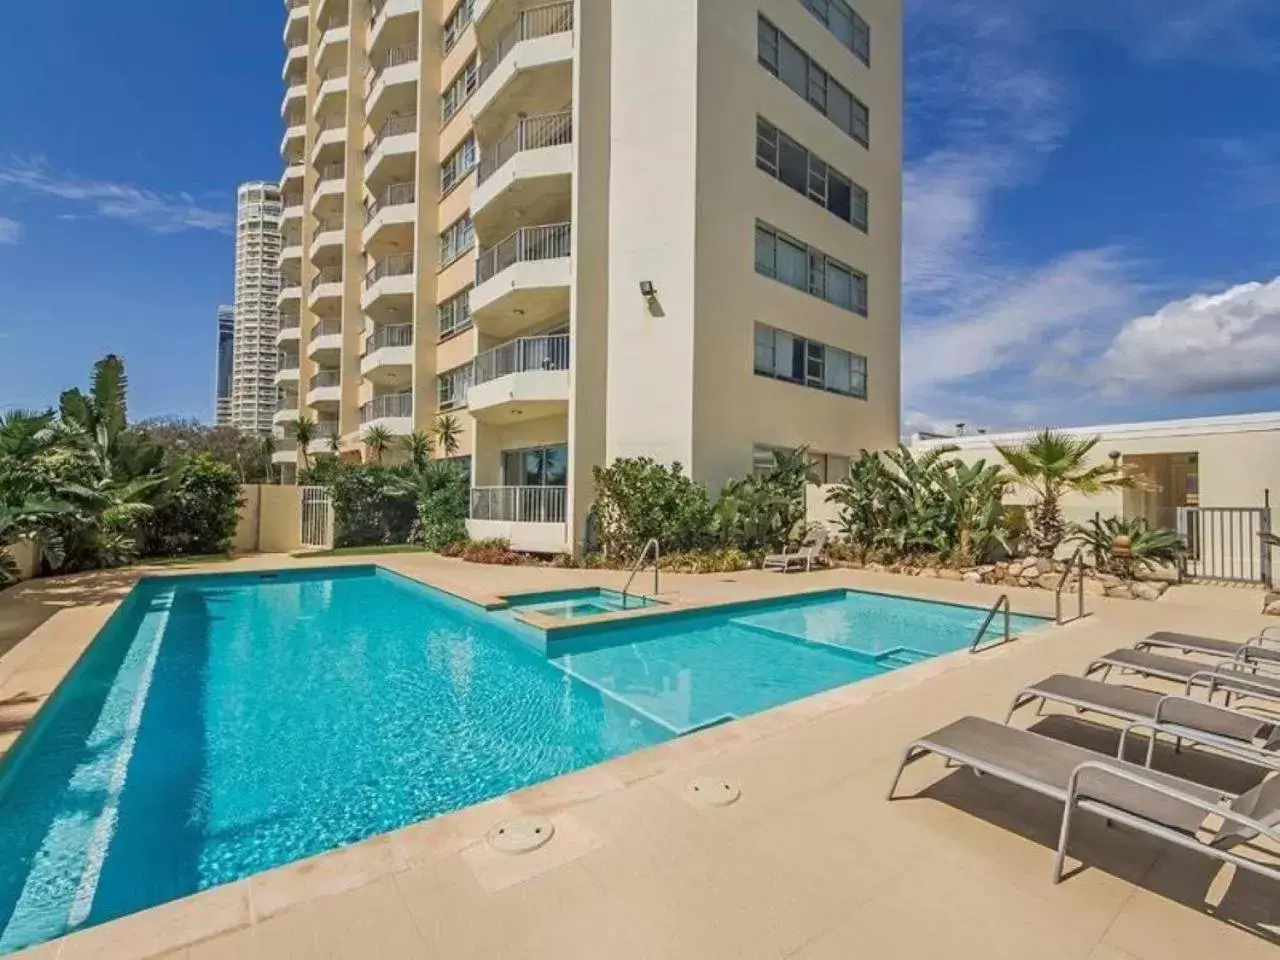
xmin=0 ymin=554 xmax=1276 ymax=958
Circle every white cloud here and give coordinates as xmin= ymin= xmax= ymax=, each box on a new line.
xmin=1101 ymin=278 xmax=1280 ymax=395
xmin=0 ymin=217 xmax=20 ymax=245
xmin=0 ymin=156 xmax=232 ymax=235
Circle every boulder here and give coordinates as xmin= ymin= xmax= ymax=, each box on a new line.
xmin=1082 ymin=577 xmax=1110 ymax=597
xmin=1105 ymin=584 xmax=1135 ymax=599
xmin=1034 ymin=557 xmax=1055 ymax=575
xmin=937 ymin=569 xmax=964 ymax=581
xmin=963 ymin=571 xmax=983 ymax=583
xmin=1036 ymin=573 xmax=1061 ymax=590
xmin=1131 ymin=582 xmax=1166 ymax=602
xmin=1264 ymin=592 xmax=1280 ymax=617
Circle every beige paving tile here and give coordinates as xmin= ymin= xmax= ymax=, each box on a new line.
xmin=1101 ymin=882 xmax=1279 ymax=960
xmin=58 ymin=881 xmax=251 ymax=960
xmin=460 ymin=811 xmax=602 ymax=893
xmin=507 ymin=762 xmax=625 ymax=815
xmin=248 ymin=833 xmax=402 ymax=920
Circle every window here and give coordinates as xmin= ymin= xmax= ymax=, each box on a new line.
xmin=439 ymin=216 xmax=475 ymax=266
xmin=754 ymin=222 xmax=868 ymax=315
xmin=438 ymin=287 xmax=472 ymax=340
xmin=756 ymin=118 xmax=869 ymax=231
xmin=501 ymin=444 xmax=568 ymax=487
xmin=802 ymin=0 xmax=871 ymax=66
xmin=441 ymin=57 xmax=478 ymax=122
xmin=437 ymin=363 xmax=473 ymax=411
xmin=753 ymin=445 xmax=850 ymax=484
xmin=441 ymin=134 xmax=477 ymax=194
xmin=754 ymin=324 xmax=867 ymax=399
xmin=442 ymin=0 xmax=474 ymax=54
xmin=758 ymin=17 xmax=870 ymax=147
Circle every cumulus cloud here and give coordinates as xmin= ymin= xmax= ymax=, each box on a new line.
xmin=1100 ymin=278 xmax=1280 ymax=395
xmin=0 ymin=156 xmax=232 ymax=235
xmin=0 ymin=217 xmax=20 ymax=245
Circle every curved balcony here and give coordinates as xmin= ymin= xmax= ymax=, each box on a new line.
xmin=316 ymin=21 xmax=350 ymax=67
xmin=362 ymin=181 xmax=416 ymax=248
xmin=363 ymin=113 xmax=417 ymax=187
xmin=282 ymin=41 xmax=308 ymax=81
xmin=315 ymin=66 xmax=349 ymax=117
xmin=306 ymin=369 xmax=343 ymax=408
xmin=311 ymin=161 xmax=346 ymax=213
xmin=472 ymin=110 xmax=572 ymax=236
xmin=279 ymin=236 xmax=303 ymax=269
xmin=278 ymin=279 xmax=304 ymax=308
xmin=307 ymin=320 xmax=344 ymax=363
xmin=370 ymin=0 xmax=420 ymax=53
xmin=276 ymin=316 xmax=302 ymax=347
xmin=360 ymin=323 xmax=414 ymax=386
xmin=281 ymin=76 xmax=307 ymax=117
xmin=307 ymin=421 xmax=342 ymax=457
xmin=274 ymin=362 xmax=301 ymax=387
xmin=471 ymin=2 xmax=573 ymax=136
xmin=311 ymin=119 xmax=347 ymax=167
xmin=280 ymin=160 xmax=305 ymax=193
xmin=284 ymin=0 xmax=309 ymax=43
xmin=471 ymin=223 xmax=571 ymax=337
xmin=365 ymin=43 xmax=419 ymax=128
xmin=308 ymin=265 xmax=344 ymax=309
xmin=281 ymin=194 xmax=304 ymax=225
xmin=467 ymin=333 xmax=570 ymax=424
xmin=310 ymin=216 xmax=345 ymax=260
xmin=280 ymin=119 xmax=307 ymax=160
xmin=361 ymin=252 xmax=414 ymax=314
xmin=359 ymin=392 xmax=414 ymax=436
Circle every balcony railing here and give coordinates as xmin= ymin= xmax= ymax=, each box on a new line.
xmin=277 ymin=358 xmax=300 ymax=372
xmin=477 ymin=111 xmax=572 ymax=185
xmin=286 ymin=0 xmax=307 ymax=9
xmin=478 ymin=2 xmax=574 ymax=87
xmin=476 ymin=223 xmax=571 ymax=284
xmin=314 ymin=420 xmax=340 ymax=439
xmin=367 ymin=42 xmax=419 ymax=92
xmin=312 ymin=217 xmax=343 ymax=241
xmin=470 ymin=486 xmax=567 ymax=524
xmin=366 ymin=323 xmax=414 ymax=353
xmin=473 ymin=334 xmax=569 ymax=385
xmin=311 ymin=266 xmax=342 ymax=290
xmin=310 ymin=370 xmax=341 ymax=390
xmin=313 ymin=320 xmax=343 ymax=338
xmin=364 ymin=181 xmax=416 ymax=223
xmin=317 ymin=161 xmax=345 ymax=182
xmin=282 ymin=193 xmax=304 ymax=208
xmin=360 ymin=392 xmax=413 ymax=423
xmin=279 ymin=316 xmax=301 ymax=331
xmin=365 ymin=252 xmax=414 ymax=288
xmin=365 ymin=113 xmax=417 ymax=160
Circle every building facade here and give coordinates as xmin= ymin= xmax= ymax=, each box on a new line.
xmin=276 ymin=0 xmax=902 ymax=550
xmin=215 ymin=305 xmax=235 ymax=426
xmin=231 ymin=182 xmax=284 ymax=434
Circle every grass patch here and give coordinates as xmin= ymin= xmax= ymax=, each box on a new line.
xmin=143 ymin=553 xmax=236 ymax=567
xmin=292 ymin=544 xmax=429 ymax=559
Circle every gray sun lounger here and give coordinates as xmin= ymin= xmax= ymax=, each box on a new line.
xmin=1085 ymin=648 xmax=1280 ymax=708
xmin=1137 ymin=629 xmax=1280 ymax=667
xmin=887 ymin=716 xmax=1280 ymax=884
xmin=1006 ymin=673 xmax=1280 ymax=769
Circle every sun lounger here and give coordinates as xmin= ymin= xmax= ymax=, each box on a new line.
xmin=763 ymin=526 xmax=828 ymax=573
xmin=1006 ymin=673 xmax=1280 ymax=768
xmin=887 ymin=716 xmax=1280 ymax=883
xmin=1137 ymin=629 xmax=1280 ymax=667
xmin=1085 ymin=648 xmax=1280 ymax=706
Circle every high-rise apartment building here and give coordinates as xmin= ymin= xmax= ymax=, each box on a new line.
xmin=231 ymin=181 xmax=284 ymax=434
xmin=276 ymin=0 xmax=901 ymax=550
xmin=214 ymin=305 xmax=235 ymax=426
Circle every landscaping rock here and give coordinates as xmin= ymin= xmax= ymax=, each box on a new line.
xmin=1033 ymin=557 xmax=1054 ymax=575
xmin=1082 ymin=578 xmax=1110 ymax=597
xmin=1036 ymin=572 xmax=1061 ymax=590
xmin=1264 ymin=592 xmax=1280 ymax=617
xmin=1132 ymin=582 xmax=1166 ymax=601
xmin=1105 ymin=584 xmax=1135 ymax=599
xmin=963 ymin=571 xmax=983 ymax=583
xmin=937 ymin=569 xmax=964 ymax=581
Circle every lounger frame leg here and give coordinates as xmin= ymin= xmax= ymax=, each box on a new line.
xmin=886 ymin=744 xmax=931 ymax=801
xmin=1053 ymin=798 xmax=1078 ymax=883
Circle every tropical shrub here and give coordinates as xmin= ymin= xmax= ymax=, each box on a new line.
xmin=139 ymin=454 xmax=242 ymax=557
xmin=385 ymin=460 xmax=469 ymax=551
xmin=592 ymin=458 xmax=715 ymax=558
xmin=713 ymin=448 xmax=816 ymax=551
xmin=1068 ymin=515 xmax=1184 ymax=578
xmin=329 ymin=464 xmax=416 ymax=547
xmin=460 ymin=538 xmax=523 ymax=565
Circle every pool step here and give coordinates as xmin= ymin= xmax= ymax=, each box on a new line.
xmin=876 ymin=648 xmax=934 ymax=669
xmin=729 ymin=619 xmax=881 ymax=666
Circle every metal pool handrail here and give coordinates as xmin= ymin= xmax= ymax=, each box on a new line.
xmin=622 ymin=538 xmax=660 ymax=602
xmin=970 ymin=594 xmax=1011 ymax=654
xmin=1056 ymin=548 xmax=1086 ymax=625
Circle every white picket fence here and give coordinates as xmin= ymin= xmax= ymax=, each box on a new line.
xmin=300 ymin=486 xmax=335 ymax=550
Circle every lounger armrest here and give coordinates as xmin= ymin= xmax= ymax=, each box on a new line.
xmin=1190 ymin=667 xmax=1280 ymax=701
xmin=1256 ymin=626 xmax=1280 ymax=642
xmin=1226 ymin=652 xmax=1280 ymax=676
xmin=1065 ymin=761 xmax=1277 ymax=842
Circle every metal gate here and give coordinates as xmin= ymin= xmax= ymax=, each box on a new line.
xmin=300 ymin=485 xmax=334 ymax=550
xmin=1176 ymin=500 xmax=1272 ymax=586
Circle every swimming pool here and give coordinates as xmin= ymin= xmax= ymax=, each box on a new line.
xmin=0 ymin=567 xmax=1047 ymax=952
xmin=505 ymin=588 xmax=661 ymax=620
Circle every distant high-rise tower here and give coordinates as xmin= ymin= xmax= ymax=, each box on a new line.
xmin=230 ymin=181 xmax=283 ymax=434
xmin=214 ymin=305 xmax=234 ymax=426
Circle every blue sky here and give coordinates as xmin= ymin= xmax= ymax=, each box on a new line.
xmin=1 ymin=1 xmax=1278 ymax=432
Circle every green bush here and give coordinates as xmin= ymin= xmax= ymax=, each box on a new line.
xmin=592 ymin=458 xmax=715 ymax=558
xmin=460 ymin=538 xmax=522 ymax=565
xmin=385 ymin=460 xmax=469 ymax=551
xmin=330 ymin=464 xmax=416 ymax=547
xmin=140 ymin=454 xmax=242 ymax=557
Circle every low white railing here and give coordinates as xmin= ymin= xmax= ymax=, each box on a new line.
xmin=470 ymin=486 xmax=567 ymax=524
xmin=311 ymin=265 xmax=342 ymax=289
xmin=311 ymin=217 xmax=342 ymax=240
xmin=477 ymin=2 xmax=574 ymax=87
xmin=313 ymin=320 xmax=343 ymax=338
xmin=472 ymin=333 xmax=569 ymax=385
xmin=316 ymin=161 xmax=344 ymax=182
xmin=364 ymin=181 xmax=416 ymax=222
xmin=309 ymin=370 xmax=341 ymax=389
xmin=365 ymin=252 xmax=414 ymax=288
xmin=477 ymin=111 xmax=572 ymax=185
xmin=360 ymin=392 xmax=414 ymax=423
xmin=475 ymin=223 xmax=571 ymax=284
xmin=365 ymin=113 xmax=417 ymax=160
xmin=366 ymin=323 xmax=414 ymax=353
xmin=313 ymin=420 xmax=340 ymax=439
xmin=367 ymin=42 xmax=419 ymax=94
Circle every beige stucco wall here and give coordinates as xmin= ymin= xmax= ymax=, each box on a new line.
xmin=3 ymin=541 xmax=40 ymax=582
xmin=234 ymin=484 xmax=304 ymax=554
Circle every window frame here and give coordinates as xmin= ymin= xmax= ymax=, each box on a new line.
xmin=802 ymin=0 xmax=872 ymax=66
xmin=754 ymin=222 xmax=869 ymax=316
xmin=757 ymin=16 xmax=870 ymax=148
xmin=437 ymin=362 xmax=473 ymax=411
xmin=439 ymin=215 xmax=475 ymax=268
xmin=441 ymin=57 xmax=479 ymax=123
xmin=752 ymin=323 xmax=868 ymax=400
xmin=438 ymin=287 xmax=473 ymax=341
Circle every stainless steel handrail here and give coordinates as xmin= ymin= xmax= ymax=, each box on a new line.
xmin=1055 ymin=548 xmax=1086 ymax=625
xmin=970 ymin=594 xmax=1011 ymax=654
xmin=622 ymin=538 xmax=660 ymax=602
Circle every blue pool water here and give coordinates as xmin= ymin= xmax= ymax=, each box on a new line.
xmin=0 ymin=569 xmax=1047 ymax=952
xmin=506 ymin=588 xmax=661 ymax=620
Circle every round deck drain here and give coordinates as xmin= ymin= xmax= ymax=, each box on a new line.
xmin=487 ymin=816 xmax=555 ymax=854
xmin=684 ymin=777 xmax=741 ymax=807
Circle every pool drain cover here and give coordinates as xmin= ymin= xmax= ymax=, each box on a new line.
xmin=684 ymin=777 xmax=741 ymax=807
xmin=487 ymin=816 xmax=555 ymax=854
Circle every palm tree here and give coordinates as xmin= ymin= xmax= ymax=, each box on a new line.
xmin=936 ymin=459 xmax=1010 ymax=563
xmin=290 ymin=417 xmax=316 ymax=472
xmin=328 ymin=432 xmax=342 ymax=456
xmin=995 ymin=429 xmax=1136 ymax=557
xmin=401 ymin=430 xmax=433 ymax=471
xmin=52 ymin=355 xmax=162 ymax=483
xmin=431 ymin=414 xmax=462 ymax=458
xmin=363 ymin=425 xmax=394 ymax=464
